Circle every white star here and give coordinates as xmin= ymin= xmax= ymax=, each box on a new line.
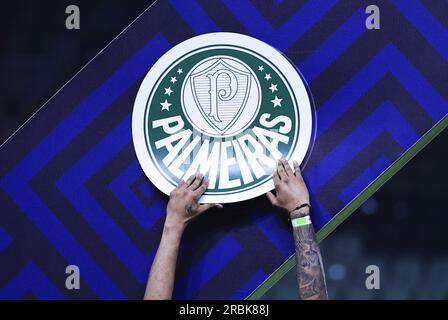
xmin=160 ymin=99 xmax=172 ymax=111
xmin=258 ymin=65 xmax=264 ymax=71
xmin=264 ymin=73 xmax=271 ymax=81
xmin=271 ymin=96 xmax=283 ymax=108
xmin=177 ymin=68 xmax=183 ymax=74
xmin=164 ymin=87 xmax=173 ymax=96
xmin=269 ymin=83 xmax=278 ymax=93
xmin=170 ymin=76 xmax=177 ymax=84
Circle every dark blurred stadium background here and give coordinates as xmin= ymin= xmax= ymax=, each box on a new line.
xmin=1 ymin=0 xmax=446 ymax=299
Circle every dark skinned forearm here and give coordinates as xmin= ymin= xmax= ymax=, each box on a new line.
xmin=293 ymin=221 xmax=328 ymax=300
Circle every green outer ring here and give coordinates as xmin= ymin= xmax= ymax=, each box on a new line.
xmin=246 ymin=114 xmax=448 ymax=300
xmin=143 ymin=44 xmax=301 ymax=196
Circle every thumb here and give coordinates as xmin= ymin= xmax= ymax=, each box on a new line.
xmin=266 ymin=191 xmax=277 ymax=205
xmin=198 ymin=203 xmax=222 ymax=214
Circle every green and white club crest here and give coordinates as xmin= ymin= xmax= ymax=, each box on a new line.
xmin=132 ymin=33 xmax=313 ymax=203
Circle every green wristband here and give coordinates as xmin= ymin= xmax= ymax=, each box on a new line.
xmin=291 ymin=215 xmax=311 ymax=228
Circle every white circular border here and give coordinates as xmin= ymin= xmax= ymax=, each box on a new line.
xmin=132 ymin=32 xmax=313 ymax=203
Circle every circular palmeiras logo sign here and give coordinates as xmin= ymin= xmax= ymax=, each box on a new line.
xmin=132 ymin=32 xmax=313 ymax=203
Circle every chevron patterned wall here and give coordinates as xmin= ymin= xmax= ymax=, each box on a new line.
xmin=0 ymin=0 xmax=447 ymax=299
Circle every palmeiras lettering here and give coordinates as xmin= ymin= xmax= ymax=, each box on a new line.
xmin=132 ymin=33 xmax=313 ymax=203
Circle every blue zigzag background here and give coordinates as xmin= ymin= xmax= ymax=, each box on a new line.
xmin=0 ymin=0 xmax=447 ymax=299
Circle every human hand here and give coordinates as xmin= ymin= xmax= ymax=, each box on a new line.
xmin=266 ymin=159 xmax=310 ymax=216
xmin=165 ymin=174 xmax=223 ymax=231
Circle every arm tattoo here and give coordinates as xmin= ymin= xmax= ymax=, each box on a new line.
xmin=293 ymin=223 xmax=328 ymax=300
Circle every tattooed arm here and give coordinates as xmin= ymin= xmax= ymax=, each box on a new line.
xmin=267 ymin=159 xmax=328 ymax=300
xmin=291 ymin=211 xmax=328 ymax=300
xmin=144 ymin=174 xmax=222 ymax=300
